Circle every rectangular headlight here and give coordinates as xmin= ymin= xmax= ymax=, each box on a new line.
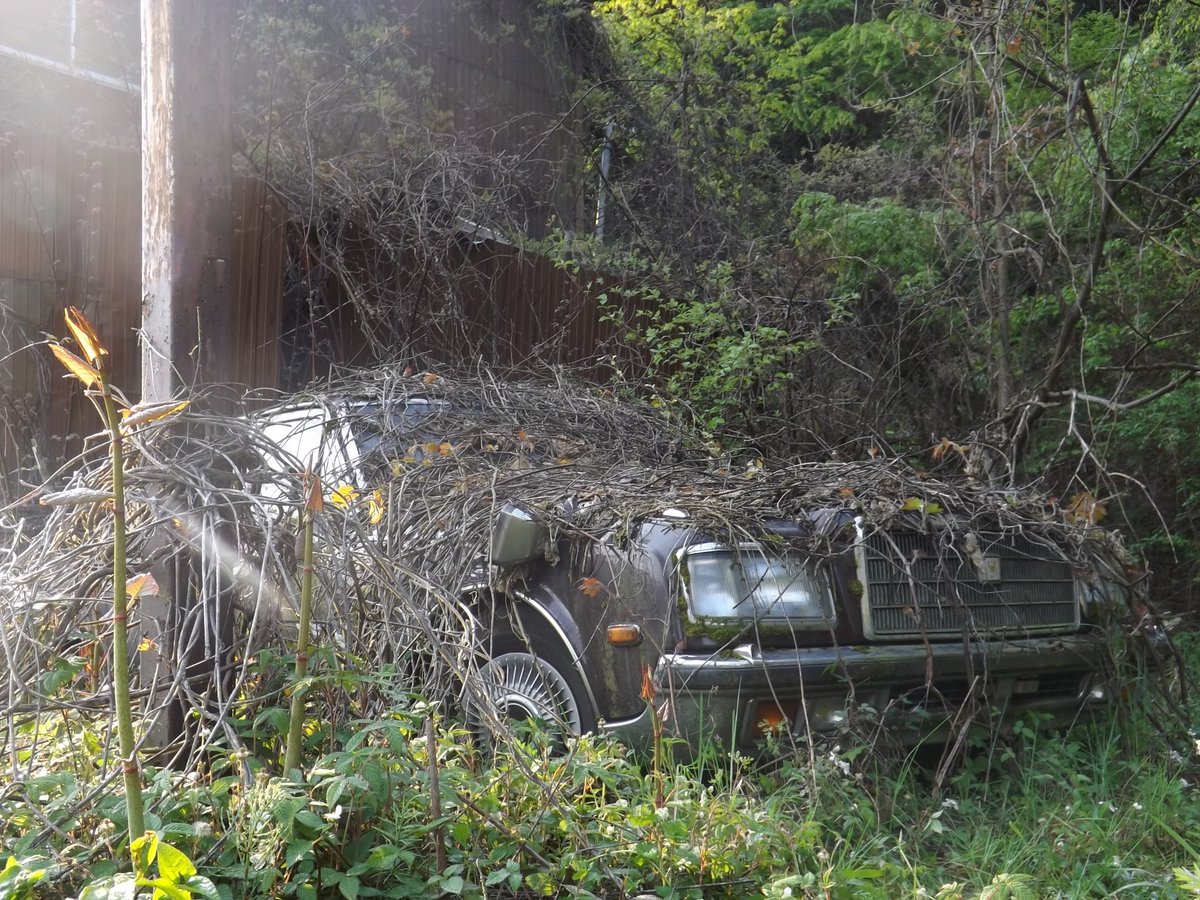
xmin=683 ymin=545 xmax=835 ymax=628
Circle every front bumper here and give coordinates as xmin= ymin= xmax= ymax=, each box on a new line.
xmin=601 ymin=632 xmax=1112 ymax=752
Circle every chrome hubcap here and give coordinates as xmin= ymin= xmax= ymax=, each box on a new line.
xmin=468 ymin=652 xmax=582 ymax=741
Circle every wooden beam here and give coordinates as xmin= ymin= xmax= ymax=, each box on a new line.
xmin=139 ymin=0 xmax=234 ymax=753
xmin=141 ymin=0 xmax=233 ymax=401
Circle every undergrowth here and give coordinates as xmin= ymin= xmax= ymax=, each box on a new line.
xmin=3 ymin=650 xmax=1200 ymax=899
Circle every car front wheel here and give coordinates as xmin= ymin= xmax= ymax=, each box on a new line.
xmin=466 ymin=631 xmax=595 ymax=751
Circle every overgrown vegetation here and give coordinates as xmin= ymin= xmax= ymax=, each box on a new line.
xmin=0 ymin=358 xmax=1186 ymax=897
xmin=5 ymin=0 xmax=1200 ymax=896
xmin=562 ymin=0 xmax=1200 ymax=605
xmin=1 ymin=646 xmax=1198 ymax=898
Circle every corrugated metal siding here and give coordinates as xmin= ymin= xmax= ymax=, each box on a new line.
xmin=402 ymin=241 xmax=639 ymax=375
xmin=0 ymin=132 xmax=286 ymax=499
xmin=232 ymin=176 xmax=286 ymax=389
xmin=1 ymin=139 xmax=623 ymax=501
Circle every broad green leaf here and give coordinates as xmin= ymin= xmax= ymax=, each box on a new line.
xmin=131 ymin=832 xmax=159 ymax=875
xmin=155 ymin=843 xmax=196 ymax=882
xmin=182 ymin=876 xmax=221 ymax=900
xmin=79 ymin=875 xmax=138 ymax=900
xmin=338 ymin=874 xmax=361 ymax=900
xmin=142 ymin=876 xmax=189 ymax=900
xmin=285 ymin=839 xmax=314 ymax=867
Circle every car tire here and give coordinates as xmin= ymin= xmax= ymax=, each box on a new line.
xmin=466 ymin=625 xmax=596 ymax=751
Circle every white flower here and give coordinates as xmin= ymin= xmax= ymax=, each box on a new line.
xmin=1133 ymin=802 xmax=1144 ymax=811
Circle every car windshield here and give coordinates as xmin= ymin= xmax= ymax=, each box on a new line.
xmin=348 ymin=399 xmax=450 ymax=458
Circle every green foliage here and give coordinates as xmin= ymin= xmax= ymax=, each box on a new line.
xmin=6 ymin=642 xmax=1200 ymax=898
xmin=793 ymin=192 xmax=942 ymax=304
xmin=593 ymin=0 xmax=953 ymax=150
xmin=601 ymin=266 xmax=809 ymax=435
xmin=80 ymin=833 xmax=218 ymax=900
xmin=0 ymin=857 xmax=46 ymax=900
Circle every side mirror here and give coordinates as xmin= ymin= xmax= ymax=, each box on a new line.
xmin=490 ymin=502 xmax=548 ymax=566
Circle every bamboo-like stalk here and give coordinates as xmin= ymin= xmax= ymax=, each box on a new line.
xmin=100 ymin=372 xmax=146 ymax=842
xmin=53 ymin=308 xmax=149 ymax=847
xmin=284 ymin=472 xmax=320 ymax=776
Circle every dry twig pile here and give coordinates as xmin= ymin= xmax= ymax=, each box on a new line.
xmin=0 ymin=369 xmax=1154 ymax=765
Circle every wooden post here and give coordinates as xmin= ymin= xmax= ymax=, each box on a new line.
xmin=141 ymin=0 xmax=233 ymax=397
xmin=140 ymin=0 xmax=234 ymax=751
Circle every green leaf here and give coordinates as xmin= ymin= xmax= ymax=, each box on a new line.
xmin=143 ymin=877 xmax=191 ymax=900
xmin=130 ymin=832 xmax=159 ymax=876
xmin=294 ymin=810 xmax=326 ymax=831
xmin=155 ymin=843 xmax=197 ymax=883
xmin=182 ymin=877 xmax=221 ymax=900
xmin=285 ymin=839 xmax=314 ymax=868
xmin=485 ymin=870 xmax=508 ymax=887
xmin=338 ymin=874 xmax=361 ymax=900
xmin=79 ymin=875 xmax=138 ymax=900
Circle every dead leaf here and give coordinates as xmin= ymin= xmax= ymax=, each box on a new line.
xmin=51 ymin=344 xmax=101 ymax=388
xmin=121 ymin=399 xmax=190 ymax=431
xmin=422 ymin=372 xmax=438 ymax=384
xmin=39 ymin=487 xmax=113 ymax=506
xmin=930 ymin=437 xmax=966 ymax=462
xmin=579 ymin=577 xmax=604 ymax=599
xmin=640 ymin=663 xmax=656 ymax=702
xmin=126 ymin=573 xmax=160 ymax=600
xmin=328 ymin=483 xmax=357 ymax=509
xmin=64 ymin=306 xmax=107 ymax=365
xmin=304 ymin=470 xmax=325 ymax=515
xmin=1065 ymin=491 xmax=1106 ymax=524
xmin=367 ymin=489 xmax=385 ymax=526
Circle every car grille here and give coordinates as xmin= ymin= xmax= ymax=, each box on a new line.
xmin=861 ymin=532 xmax=1080 ymax=638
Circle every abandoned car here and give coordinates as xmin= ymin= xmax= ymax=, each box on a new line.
xmin=253 ymin=377 xmax=1141 ymax=753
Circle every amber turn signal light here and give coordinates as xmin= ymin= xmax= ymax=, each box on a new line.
xmin=751 ymin=700 xmax=798 ymax=738
xmin=606 ymin=624 xmax=642 ymax=646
